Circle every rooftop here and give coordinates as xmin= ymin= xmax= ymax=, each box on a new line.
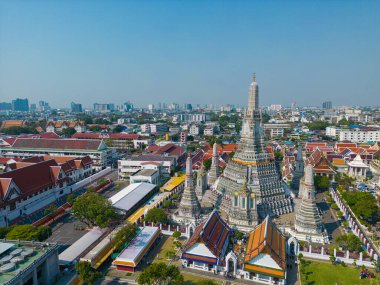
xmin=109 ymin=182 xmax=156 ymax=212
xmin=113 ymin=226 xmax=159 ymax=267
xmin=0 ymin=240 xmax=58 ymax=285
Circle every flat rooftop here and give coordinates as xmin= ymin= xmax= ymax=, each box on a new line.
xmin=0 ymin=240 xmax=57 ymax=285
xmin=132 ymin=169 xmax=157 ymax=177
xmin=113 ymin=226 xmax=159 ymax=267
xmin=109 ymin=182 xmax=156 ymax=212
xmin=59 ymin=227 xmax=107 ymax=265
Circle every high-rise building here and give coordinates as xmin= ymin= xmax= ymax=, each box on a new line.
xmin=0 ymin=102 xmax=12 ymax=111
xmin=71 ymin=102 xmax=83 ymax=113
xmin=123 ymin=101 xmax=134 ymax=112
xmin=148 ymin=104 xmax=154 ymax=112
xmin=30 ymin=104 xmax=37 ymax=112
xmin=38 ymin=100 xmax=50 ymax=111
xmin=93 ymin=103 xmax=115 ymax=113
xmin=211 ymin=74 xmax=293 ymax=231
xmin=322 ymin=101 xmax=332 ymax=109
xmin=12 ymin=98 xmax=29 ymax=112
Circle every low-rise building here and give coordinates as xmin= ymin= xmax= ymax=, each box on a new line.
xmin=0 ymin=240 xmax=59 ymax=285
xmin=46 ymin=121 xmax=86 ymax=133
xmin=0 ymin=159 xmax=70 ymax=227
xmin=113 ymin=226 xmax=160 ymax=272
xmin=130 ymin=169 xmax=159 ymax=185
xmin=263 ymin=123 xmax=291 ymax=138
xmin=109 ymin=183 xmax=157 ymax=216
xmin=118 ymin=155 xmax=176 ymax=180
xmin=0 ymin=138 xmax=116 ymax=169
xmin=339 ymin=128 xmax=380 ymax=143
xmin=72 ymin=133 xmax=147 ymax=150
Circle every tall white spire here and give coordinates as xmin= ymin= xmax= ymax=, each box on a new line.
xmin=208 ymin=143 xmax=220 ymax=186
xmin=247 ymin=73 xmax=259 ymax=117
xmin=179 ymin=154 xmax=201 ymax=220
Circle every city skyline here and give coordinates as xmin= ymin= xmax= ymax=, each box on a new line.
xmin=1 ymin=1 xmax=379 ymax=107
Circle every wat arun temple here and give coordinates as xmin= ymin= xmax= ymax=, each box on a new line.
xmin=210 ymin=74 xmax=293 ymax=231
xmin=175 ymin=74 xmax=294 ymax=231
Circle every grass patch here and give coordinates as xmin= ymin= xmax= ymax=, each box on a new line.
xmin=182 ymin=273 xmax=220 ymax=285
xmin=125 ymin=272 xmax=132 ymax=276
xmin=154 ymin=236 xmax=176 ymax=264
xmin=300 ymin=259 xmax=380 ymax=285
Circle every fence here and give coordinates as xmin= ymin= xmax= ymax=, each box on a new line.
xmin=299 ymin=244 xmax=375 ymax=268
xmin=330 ymin=187 xmax=379 ymax=260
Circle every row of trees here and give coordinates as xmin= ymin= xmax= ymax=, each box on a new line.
xmin=341 ymin=191 xmax=380 ymax=225
xmin=0 ymin=225 xmax=51 ymax=241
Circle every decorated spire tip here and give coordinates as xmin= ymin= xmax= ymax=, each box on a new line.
xmin=253 ymin=72 xmax=256 ymax=82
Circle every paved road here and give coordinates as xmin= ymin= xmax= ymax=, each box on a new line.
xmin=316 ymin=192 xmax=344 ymax=242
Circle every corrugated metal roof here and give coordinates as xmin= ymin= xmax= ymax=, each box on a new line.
xmin=59 ymin=227 xmax=106 ymax=265
xmin=109 ymin=182 xmax=156 ymax=212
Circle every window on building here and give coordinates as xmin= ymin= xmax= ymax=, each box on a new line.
xmin=234 ymin=196 xmax=238 ymax=207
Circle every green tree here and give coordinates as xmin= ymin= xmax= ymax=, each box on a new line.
xmin=338 ymin=118 xmax=349 ymax=126
xmin=67 ymin=194 xmax=75 ymax=205
xmin=113 ymin=125 xmax=125 ymax=133
xmin=172 ymin=231 xmax=181 ymax=239
xmin=72 ymin=192 xmax=117 ymax=228
xmin=341 ymin=191 xmax=379 ymax=225
xmin=305 ymin=121 xmax=330 ymax=131
xmin=44 ymin=204 xmax=58 ymax=221
xmin=262 ymin=113 xmax=271 ymax=123
xmin=162 ymin=200 xmax=172 ymax=209
xmin=336 ymin=233 xmax=363 ymax=252
xmin=274 ymin=150 xmax=283 ymax=161
xmin=203 ymin=158 xmax=212 ymax=171
xmin=61 ymin=127 xmax=76 ymax=138
xmin=137 ymin=262 xmax=184 ymax=285
xmin=144 ymin=208 xmax=168 ymax=224
xmin=314 ymin=175 xmax=330 ymax=190
xmin=113 ymin=223 xmax=138 ymax=252
xmin=0 ymin=227 xmax=10 ymax=239
xmin=6 ymin=225 xmax=51 ymax=241
xmin=3 ymin=126 xmax=35 ymax=135
xmin=235 ymin=231 xmax=244 ymax=240
xmin=197 ymin=280 xmax=217 ymax=285
xmin=75 ymin=261 xmax=102 ymax=285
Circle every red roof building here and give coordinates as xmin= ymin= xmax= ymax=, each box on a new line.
xmin=181 ymin=211 xmax=232 ymax=267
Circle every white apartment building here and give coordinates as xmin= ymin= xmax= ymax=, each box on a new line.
xmin=118 ymin=155 xmax=176 ymax=180
xmin=263 ymin=123 xmax=291 ymax=138
xmin=189 ymin=124 xmax=201 ymax=136
xmin=339 ymin=128 xmax=380 ymax=143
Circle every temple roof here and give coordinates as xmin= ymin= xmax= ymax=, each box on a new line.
xmin=347 ymin=154 xmax=369 ymax=168
xmin=244 ymin=216 xmax=286 ymax=270
xmin=183 ymin=211 xmax=231 ymax=259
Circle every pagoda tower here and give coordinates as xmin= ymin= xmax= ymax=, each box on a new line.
xmin=295 ymin=164 xmax=322 ymax=235
xmin=178 ymin=155 xmax=201 ymax=219
xmin=212 ymin=74 xmax=293 ymax=231
xmin=208 ymin=143 xmax=220 ymax=187
xmin=291 ymin=145 xmax=304 ymax=194
xmin=196 ymin=163 xmax=207 ymax=200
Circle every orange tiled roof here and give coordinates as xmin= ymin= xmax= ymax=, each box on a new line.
xmin=244 ymin=217 xmax=286 ymax=271
xmin=1 ymin=120 xmax=25 ymax=129
xmin=332 ymin=158 xmax=347 ymax=166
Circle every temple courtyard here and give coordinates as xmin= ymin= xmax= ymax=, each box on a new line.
xmin=299 ymin=259 xmax=380 ymax=285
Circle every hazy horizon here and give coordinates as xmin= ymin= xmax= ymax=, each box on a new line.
xmin=1 ymin=1 xmax=379 ymax=108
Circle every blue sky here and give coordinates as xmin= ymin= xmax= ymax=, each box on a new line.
xmin=0 ymin=0 xmax=379 ymax=108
